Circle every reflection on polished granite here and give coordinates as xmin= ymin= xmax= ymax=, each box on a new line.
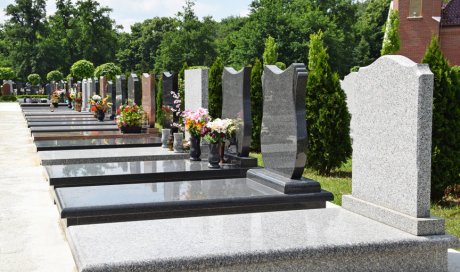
xmin=30 ymin=125 xmax=119 ymax=132
xmin=28 ymin=120 xmax=116 ymax=127
xmin=33 ymin=131 xmax=153 ymax=141
xmin=26 ymin=117 xmax=105 ymax=122
xmin=45 ymin=160 xmax=247 ymax=186
xmin=36 ymin=137 xmax=161 ymax=151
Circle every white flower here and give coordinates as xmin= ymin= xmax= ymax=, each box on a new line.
xmin=92 ymin=94 xmax=102 ymax=101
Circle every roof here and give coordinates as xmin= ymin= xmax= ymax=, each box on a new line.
xmin=442 ymin=0 xmax=460 ymax=26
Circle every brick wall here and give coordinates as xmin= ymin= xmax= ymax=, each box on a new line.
xmin=440 ymin=27 xmax=460 ymax=66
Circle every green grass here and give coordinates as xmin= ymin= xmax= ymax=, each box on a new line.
xmin=249 ymin=152 xmax=460 ymax=243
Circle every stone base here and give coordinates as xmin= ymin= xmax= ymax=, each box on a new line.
xmin=224 ymin=153 xmax=258 ymax=168
xmin=146 ymin=127 xmax=159 ymax=135
xmin=65 ymin=208 xmax=459 ymax=272
xmin=342 ymin=195 xmax=445 ymax=236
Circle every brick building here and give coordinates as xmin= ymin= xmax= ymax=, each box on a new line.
xmin=393 ymin=0 xmax=460 ymax=65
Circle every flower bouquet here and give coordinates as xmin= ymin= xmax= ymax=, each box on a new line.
xmin=90 ymin=95 xmax=112 ymax=121
xmin=50 ymin=91 xmax=60 ymax=107
xmin=116 ymin=100 xmax=145 ymax=133
xmin=182 ymin=107 xmax=210 ymax=161
xmin=202 ymin=118 xmax=236 ymax=168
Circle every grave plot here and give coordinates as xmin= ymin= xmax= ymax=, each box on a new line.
xmin=32 ymin=130 xmax=157 ymax=141
xmin=35 ymin=137 xmax=161 ymax=151
xmin=28 ymin=120 xmax=115 ymax=127
xmin=29 ymin=124 xmax=119 ymax=133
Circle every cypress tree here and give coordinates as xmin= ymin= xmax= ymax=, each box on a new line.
xmin=306 ymin=31 xmax=352 ymax=175
xmin=250 ymin=58 xmax=263 ymax=152
xmin=381 ymin=9 xmax=400 ymax=55
xmin=263 ymin=36 xmax=278 ymax=65
xmin=208 ymin=57 xmax=224 ymax=118
xmin=422 ymin=36 xmax=460 ymax=200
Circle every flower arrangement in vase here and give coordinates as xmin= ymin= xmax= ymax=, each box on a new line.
xmin=90 ymin=95 xmax=112 ymax=121
xmin=182 ymin=107 xmax=210 ymax=161
xmin=202 ymin=118 xmax=236 ymax=168
xmin=116 ymin=100 xmax=145 ymax=133
xmin=50 ymin=91 xmax=60 ymax=107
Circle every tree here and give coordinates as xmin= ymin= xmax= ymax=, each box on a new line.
xmin=381 ymin=9 xmax=400 ymax=55
xmin=263 ymin=36 xmax=278 ymax=65
xmin=94 ymin=63 xmax=121 ymax=80
xmin=250 ymin=58 xmax=263 ymax=152
xmin=70 ymin=59 xmax=94 ymax=80
xmin=306 ymin=31 xmax=352 ymax=174
xmin=422 ymin=36 xmax=460 ymax=200
xmin=46 ymin=70 xmax=63 ymax=82
xmin=27 ymin=73 xmax=41 ymax=85
xmin=0 ymin=67 xmax=15 ymax=80
xmin=208 ymin=57 xmax=224 ymax=118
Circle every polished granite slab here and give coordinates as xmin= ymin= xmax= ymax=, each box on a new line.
xmin=45 ymin=160 xmax=249 ymax=187
xmin=26 ymin=116 xmax=105 ymax=122
xmin=30 ymin=125 xmax=119 ymax=133
xmin=36 ymin=137 xmax=161 ymax=151
xmin=33 ymin=131 xmax=155 ymax=141
xmin=39 ymin=147 xmax=190 ymax=165
xmin=28 ymin=120 xmax=116 ymax=127
xmin=55 ymin=177 xmax=331 ymax=226
xmin=66 ymin=208 xmax=459 ymax=272
xmin=24 ymin=111 xmax=93 ymax=116
xmin=20 ymin=102 xmax=68 ymax=107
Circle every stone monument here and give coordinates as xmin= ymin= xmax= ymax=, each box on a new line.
xmin=99 ymin=76 xmax=107 ymax=98
xmin=142 ymin=73 xmax=156 ymax=129
xmin=93 ymin=77 xmax=99 ymax=95
xmin=128 ymin=73 xmax=141 ymax=105
xmin=341 ymin=55 xmax=444 ymax=236
xmin=88 ymin=78 xmax=95 ymax=97
xmin=116 ymin=75 xmax=127 ymax=105
xmin=108 ymin=80 xmax=116 ymax=120
xmin=184 ymin=68 xmax=208 ymax=111
xmin=161 ymin=72 xmax=178 ymax=129
xmin=82 ymin=79 xmax=88 ymax=111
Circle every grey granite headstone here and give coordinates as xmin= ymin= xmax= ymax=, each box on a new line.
xmin=341 ymin=55 xmax=444 ymax=236
xmin=116 ymin=75 xmax=127 ymax=105
xmin=128 ymin=73 xmax=141 ymax=105
xmin=260 ymin=64 xmax=308 ymax=179
xmin=93 ymin=77 xmax=99 ymax=95
xmin=77 ymin=81 xmax=81 ymax=93
xmin=184 ymin=68 xmax=208 ymax=111
xmin=222 ymin=67 xmax=252 ymax=157
xmin=142 ymin=73 xmax=156 ymax=127
xmin=162 ymin=72 xmax=178 ymax=129
xmin=82 ymin=79 xmax=88 ymax=111
xmin=88 ymin=78 xmax=95 ymax=97
xmin=108 ymin=80 xmax=116 ymax=119
xmin=45 ymin=84 xmax=51 ymax=96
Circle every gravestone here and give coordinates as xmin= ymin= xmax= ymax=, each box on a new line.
xmin=108 ymin=80 xmax=116 ymax=119
xmin=45 ymin=84 xmax=51 ymax=96
xmin=128 ymin=73 xmax=141 ymax=105
xmin=100 ymin=76 xmax=107 ymax=98
xmin=77 ymin=81 xmax=81 ymax=93
xmin=162 ymin=72 xmax=178 ymax=129
xmin=93 ymin=77 xmax=99 ymax=95
xmin=116 ymin=75 xmax=127 ymax=105
xmin=341 ymin=55 xmax=444 ymax=236
xmin=221 ymin=67 xmax=252 ymax=157
xmin=82 ymin=79 xmax=88 ymax=111
xmin=88 ymin=78 xmax=95 ymax=97
xmin=142 ymin=73 xmax=156 ymax=128
xmin=69 ymin=77 xmax=74 ymax=92
xmin=1 ymin=80 xmax=12 ymax=96
xmin=184 ymin=68 xmax=208 ymax=111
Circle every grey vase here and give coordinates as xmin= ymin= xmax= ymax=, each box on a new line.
xmin=161 ymin=129 xmax=171 ymax=148
xmin=173 ymin=133 xmax=184 ymax=153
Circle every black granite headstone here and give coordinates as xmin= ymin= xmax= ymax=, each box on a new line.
xmin=222 ymin=67 xmax=252 ymax=157
xmin=109 ymin=80 xmax=116 ymax=119
xmin=45 ymin=84 xmax=51 ymax=96
xmin=128 ymin=73 xmax=141 ymax=105
xmin=93 ymin=77 xmax=99 ymax=95
xmin=116 ymin=75 xmax=127 ymax=105
xmin=162 ymin=72 xmax=178 ymax=129
xmin=260 ymin=64 xmax=308 ymax=179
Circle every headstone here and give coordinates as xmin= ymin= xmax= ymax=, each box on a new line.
xmin=93 ymin=77 xmax=99 ymax=95
xmin=69 ymin=77 xmax=74 ymax=92
xmin=260 ymin=64 xmax=308 ymax=179
xmin=77 ymin=81 xmax=82 ymax=93
xmin=45 ymin=84 xmax=51 ymax=96
xmin=88 ymin=78 xmax=95 ymax=96
xmin=108 ymin=80 xmax=116 ymax=119
xmin=162 ymin=72 xmax=178 ymax=129
xmin=184 ymin=68 xmax=208 ymax=111
xmin=100 ymin=76 xmax=107 ymax=98
xmin=1 ymin=80 xmax=11 ymax=96
xmin=142 ymin=73 xmax=156 ymax=128
xmin=82 ymin=79 xmax=88 ymax=111
xmin=116 ymin=75 xmax=127 ymax=105
xmin=128 ymin=73 xmax=141 ymax=105
xmin=221 ymin=67 xmax=252 ymax=157
xmin=341 ymin=55 xmax=444 ymax=236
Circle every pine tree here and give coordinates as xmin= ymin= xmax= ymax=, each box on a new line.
xmin=381 ymin=9 xmax=400 ymax=55
xmin=422 ymin=36 xmax=460 ymax=200
xmin=250 ymin=58 xmax=263 ymax=152
xmin=263 ymin=36 xmax=278 ymax=65
xmin=306 ymin=31 xmax=352 ymax=175
xmin=208 ymin=57 xmax=224 ymax=118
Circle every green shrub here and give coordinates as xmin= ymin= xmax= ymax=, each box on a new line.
xmin=0 ymin=95 xmax=17 ymax=102
xmin=250 ymin=58 xmax=263 ymax=152
xmin=275 ymin=62 xmax=286 ymax=70
xmin=422 ymin=37 xmax=460 ymax=200
xmin=94 ymin=63 xmax=122 ymax=80
xmin=46 ymin=70 xmax=63 ymax=82
xmin=0 ymin=67 xmax=15 ymax=80
xmin=381 ymin=9 xmax=400 ymax=55
xmin=306 ymin=31 xmax=352 ymax=175
xmin=70 ymin=60 xmax=95 ymax=80
xmin=263 ymin=36 xmax=278 ymax=65
xmin=208 ymin=57 xmax=224 ymax=118
xmin=27 ymin=74 xmax=41 ymax=85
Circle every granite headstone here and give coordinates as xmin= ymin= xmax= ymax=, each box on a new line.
xmin=93 ymin=77 xmax=99 ymax=95
xmin=116 ymin=75 xmax=127 ymax=105
xmin=100 ymin=76 xmax=107 ymax=98
xmin=45 ymin=84 xmax=51 ymax=96
xmin=142 ymin=73 xmax=156 ymax=128
xmin=82 ymin=79 xmax=88 ymax=111
xmin=341 ymin=55 xmax=444 ymax=236
xmin=109 ymin=80 xmax=116 ymax=119
xmin=162 ymin=72 xmax=178 ymax=129
xmin=128 ymin=73 xmax=141 ymax=105
xmin=184 ymin=68 xmax=208 ymax=111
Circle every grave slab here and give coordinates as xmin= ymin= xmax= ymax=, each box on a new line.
xmin=45 ymin=160 xmax=251 ymax=187
xmin=32 ymin=131 xmax=154 ymax=141
xmin=39 ymin=146 xmax=190 ymax=165
xmin=30 ymin=125 xmax=119 ymax=133
xmin=35 ymin=137 xmax=161 ymax=151
xmin=66 ymin=208 xmax=459 ymax=272
xmin=54 ymin=177 xmax=331 ymax=226
xmin=28 ymin=120 xmax=115 ymax=127
xmin=26 ymin=117 xmax=108 ymax=122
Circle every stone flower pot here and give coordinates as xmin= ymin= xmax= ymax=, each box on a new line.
xmin=207 ymin=142 xmax=221 ymax=168
xmin=189 ymin=135 xmax=201 ymax=161
xmin=173 ymin=133 xmax=184 ymax=153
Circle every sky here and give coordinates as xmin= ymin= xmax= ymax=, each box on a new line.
xmin=0 ymin=0 xmax=252 ymax=32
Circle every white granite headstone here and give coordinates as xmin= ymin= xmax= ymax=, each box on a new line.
xmin=341 ymin=55 xmax=444 ymax=236
xmin=82 ymin=79 xmax=88 ymax=111
xmin=184 ymin=68 xmax=208 ymax=111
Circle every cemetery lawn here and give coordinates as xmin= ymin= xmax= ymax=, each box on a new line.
xmin=249 ymin=153 xmax=460 ymax=244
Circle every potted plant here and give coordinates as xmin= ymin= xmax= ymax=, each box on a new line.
xmin=90 ymin=94 xmax=112 ymax=121
xmin=116 ymin=100 xmax=144 ymax=133
xmin=50 ymin=91 xmax=60 ymax=108
xmin=202 ymin=118 xmax=236 ymax=168
xmin=182 ymin=108 xmax=210 ymax=161
xmin=69 ymin=91 xmax=76 ymax=110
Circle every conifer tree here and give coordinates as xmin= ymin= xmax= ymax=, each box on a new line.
xmin=422 ymin=36 xmax=460 ymax=200
xmin=306 ymin=31 xmax=352 ymax=175
xmin=263 ymin=36 xmax=278 ymax=65
xmin=250 ymin=58 xmax=263 ymax=152
xmin=381 ymin=9 xmax=400 ymax=55
xmin=208 ymin=57 xmax=224 ymax=118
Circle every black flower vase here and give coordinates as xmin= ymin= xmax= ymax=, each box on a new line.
xmin=189 ymin=135 xmax=201 ymax=161
xmin=208 ymin=142 xmax=221 ymax=168
xmin=96 ymin=110 xmax=105 ymax=121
